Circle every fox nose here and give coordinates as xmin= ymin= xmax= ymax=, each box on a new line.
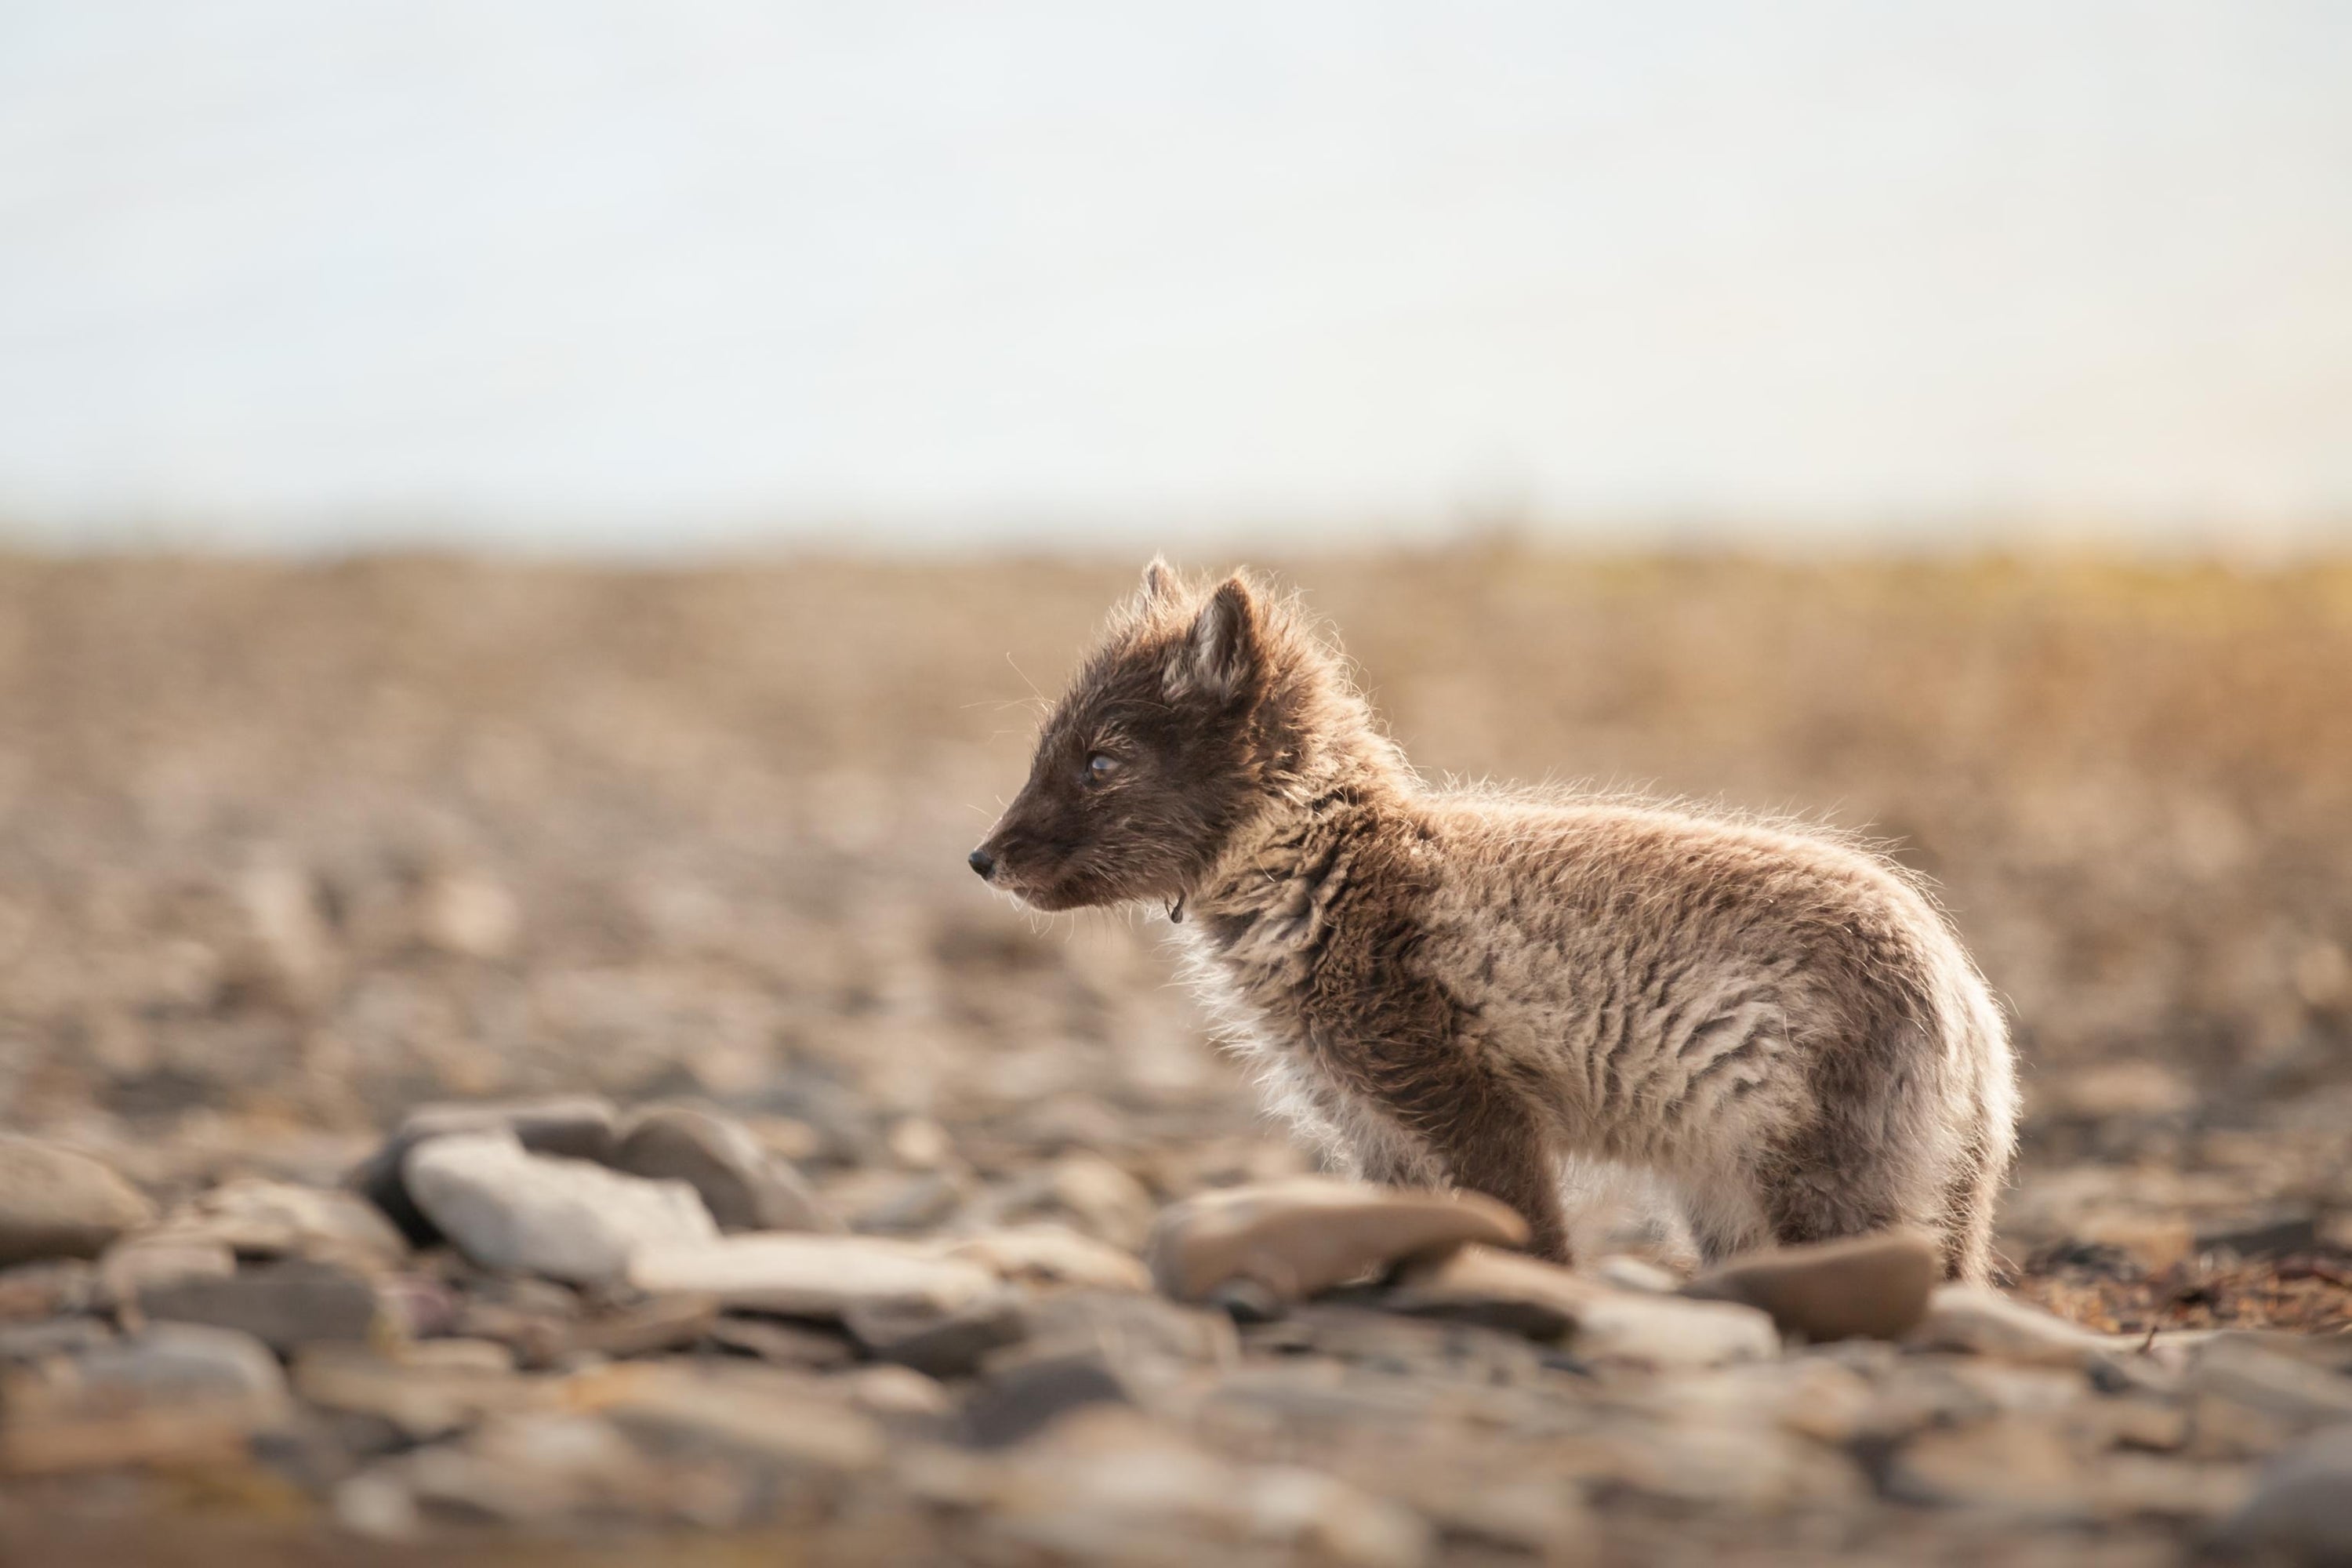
xmin=967 ymin=848 xmax=996 ymax=881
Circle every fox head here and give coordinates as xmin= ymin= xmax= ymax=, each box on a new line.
xmin=970 ymin=561 xmax=1309 ymax=913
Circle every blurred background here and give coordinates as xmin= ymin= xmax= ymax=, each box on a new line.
xmin=2 ymin=2 xmax=2350 ymax=1329
xmin=3 ymin=0 xmax=2348 ymax=552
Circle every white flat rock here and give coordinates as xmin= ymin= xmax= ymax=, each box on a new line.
xmin=627 ymin=1232 xmax=999 ymax=1318
xmin=404 ymin=1131 xmax=715 ymax=1287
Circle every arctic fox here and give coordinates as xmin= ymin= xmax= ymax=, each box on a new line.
xmin=971 ymin=562 xmax=2018 ymax=1279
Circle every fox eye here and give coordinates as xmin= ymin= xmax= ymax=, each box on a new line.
xmin=1084 ymin=753 xmax=1120 ymax=785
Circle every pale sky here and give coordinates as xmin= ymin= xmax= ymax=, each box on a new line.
xmin=1 ymin=1 xmax=2347 ymax=554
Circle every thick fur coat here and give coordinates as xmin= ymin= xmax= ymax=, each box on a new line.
xmin=971 ymin=563 xmax=2019 ymax=1279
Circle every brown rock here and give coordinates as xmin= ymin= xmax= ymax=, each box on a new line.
xmin=169 ymin=1178 xmax=409 ymax=1271
xmin=98 ymin=1236 xmax=236 ymax=1308
xmin=568 ymin=1292 xmax=721 ymax=1359
xmin=0 ymin=1137 xmax=154 ymax=1266
xmin=1144 ymin=1178 xmax=1529 ymax=1305
xmin=1682 ymin=1229 xmax=1940 ymax=1342
xmin=136 ymin=1258 xmax=385 ymax=1355
xmin=0 ymin=1323 xmax=291 ymax=1474
xmin=702 ymin=1315 xmax=858 ymax=1370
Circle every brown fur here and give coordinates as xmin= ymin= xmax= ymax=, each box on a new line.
xmin=972 ymin=562 xmax=2019 ymax=1279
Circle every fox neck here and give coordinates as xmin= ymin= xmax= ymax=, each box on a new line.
xmin=1180 ymin=728 xmax=1409 ymax=944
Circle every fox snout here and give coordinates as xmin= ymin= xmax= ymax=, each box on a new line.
xmin=967 ymin=846 xmax=996 ymax=880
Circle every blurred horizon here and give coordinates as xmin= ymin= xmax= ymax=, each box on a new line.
xmin=4 ymin=1 xmax=2348 ymax=558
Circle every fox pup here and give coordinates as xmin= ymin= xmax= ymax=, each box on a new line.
xmin=971 ymin=562 xmax=2017 ymax=1279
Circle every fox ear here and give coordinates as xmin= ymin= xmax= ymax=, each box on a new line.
xmin=1140 ymin=555 xmax=1177 ymax=604
xmin=1175 ymin=575 xmax=1261 ymax=704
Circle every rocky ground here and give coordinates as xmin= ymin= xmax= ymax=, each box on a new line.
xmin=1 ymin=551 xmax=2349 ymax=1564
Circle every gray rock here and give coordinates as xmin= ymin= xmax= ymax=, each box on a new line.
xmin=0 ymin=1317 xmax=115 ymax=1362
xmin=2190 ymin=1338 xmax=2352 ymax=1432
xmin=1145 ymin=1178 xmax=1530 ymax=1305
xmin=845 ymin=1290 xmax=1028 ymax=1378
xmin=137 ymin=1257 xmax=385 ymax=1354
xmin=702 ymin=1315 xmax=858 ymax=1370
xmin=1910 ymin=1284 xmax=2125 ymax=1368
xmin=2212 ymin=1423 xmax=2352 ymax=1562
xmin=0 ymin=1136 xmax=154 ymax=1266
xmin=405 ymin=1131 xmax=716 ymax=1287
xmin=963 ymin=1346 xmax=1135 ymax=1447
xmin=845 ymin=1169 xmax=967 ymax=1234
xmin=1017 ymin=1288 xmax=1242 ymax=1374
xmin=599 ymin=1364 xmax=887 ymax=1475
xmin=348 ymin=1094 xmax=619 ymax=1244
xmin=627 ymin=1232 xmax=997 ymax=1318
xmin=1684 ymin=1229 xmax=1941 ymax=1342
xmin=0 ymin=1323 xmax=290 ymax=1473
xmin=2194 ymin=1212 xmax=2320 ymax=1261
xmin=611 ymin=1104 xmax=839 ymax=1234
xmin=984 ymin=1406 xmax=1435 ymax=1568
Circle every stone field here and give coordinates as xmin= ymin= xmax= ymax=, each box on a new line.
xmin=0 ymin=552 xmax=2349 ymax=1565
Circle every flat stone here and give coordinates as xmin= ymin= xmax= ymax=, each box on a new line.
xmin=702 ymin=1315 xmax=858 ymax=1370
xmin=1879 ymin=1415 xmax=2092 ymax=1519
xmin=988 ymin=1405 xmax=1435 ymax=1567
xmin=2188 ymin=1337 xmax=2352 ymax=1431
xmin=1017 ymin=1288 xmax=1241 ymax=1374
xmin=2193 ymin=1212 xmax=2320 ymax=1261
xmin=293 ymin=1344 xmax=528 ymax=1441
xmin=596 ymin=1364 xmax=887 ymax=1474
xmin=627 ymin=1232 xmax=997 ymax=1318
xmin=2212 ymin=1424 xmax=2352 ymax=1562
xmin=1910 ymin=1284 xmax=2125 ymax=1368
xmin=566 ymin=1292 xmax=720 ymax=1359
xmin=347 ymin=1095 xmax=619 ymax=1244
xmin=136 ymin=1258 xmax=384 ymax=1354
xmin=963 ymin=1346 xmax=1135 ymax=1448
xmin=946 ymin=1225 xmax=1152 ymax=1293
xmin=611 ymin=1105 xmax=840 ymax=1234
xmin=844 ymin=1290 xmax=1028 ymax=1378
xmin=1145 ymin=1178 xmax=1530 ymax=1305
xmin=169 ymin=1178 xmax=408 ymax=1270
xmin=1378 ymin=1243 xmax=1595 ymax=1339
xmin=844 ymin=1170 xmax=967 ymax=1234
xmin=0 ymin=1317 xmax=116 ymax=1362
xmin=405 ymin=1131 xmax=717 ymax=1287
xmin=97 ymin=1236 xmax=237 ymax=1308
xmin=1683 ymin=1229 xmax=1941 ymax=1342
xmin=1377 ymin=1242 xmax=1775 ymax=1366
xmin=1579 ymin=1292 xmax=1783 ymax=1370
xmin=386 ymin=1412 xmax=681 ymax=1526
xmin=0 ymin=1136 xmax=154 ymax=1266
xmin=0 ymin=1323 xmax=291 ymax=1473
